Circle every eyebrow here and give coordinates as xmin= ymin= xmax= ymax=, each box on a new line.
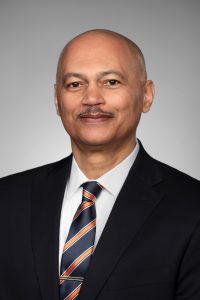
xmin=63 ymin=73 xmax=86 ymax=81
xmin=62 ymin=70 xmax=127 ymax=82
xmin=97 ymin=70 xmax=128 ymax=82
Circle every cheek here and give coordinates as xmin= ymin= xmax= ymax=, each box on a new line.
xmin=116 ymin=97 xmax=143 ymax=133
xmin=58 ymin=95 xmax=78 ymax=119
xmin=116 ymin=94 xmax=142 ymax=119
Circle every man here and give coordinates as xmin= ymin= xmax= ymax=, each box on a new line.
xmin=0 ymin=29 xmax=200 ymax=300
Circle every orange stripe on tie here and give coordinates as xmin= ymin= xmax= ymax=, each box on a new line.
xmin=60 ymin=247 xmax=93 ymax=285
xmin=63 ymin=219 xmax=96 ymax=252
xmin=66 ymin=283 xmax=82 ymax=300
xmin=83 ymin=190 xmax=96 ymax=202
xmin=73 ymin=201 xmax=93 ymax=220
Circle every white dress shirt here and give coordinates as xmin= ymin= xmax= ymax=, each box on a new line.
xmin=59 ymin=141 xmax=139 ymax=270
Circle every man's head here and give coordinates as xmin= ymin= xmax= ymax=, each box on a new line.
xmin=54 ymin=29 xmax=154 ymax=153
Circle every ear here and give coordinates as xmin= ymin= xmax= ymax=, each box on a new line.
xmin=142 ymin=80 xmax=155 ymax=113
xmin=54 ymin=84 xmax=60 ymax=116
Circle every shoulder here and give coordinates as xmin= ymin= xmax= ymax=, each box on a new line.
xmin=138 ymin=141 xmax=199 ymax=186
xmin=0 ymin=155 xmax=72 ymax=190
xmin=148 ymin=156 xmax=200 ymax=223
xmin=0 ymin=156 xmax=72 ymax=220
xmin=136 ymin=148 xmax=200 ymax=235
xmin=136 ymin=141 xmax=200 ymax=204
xmin=154 ymin=158 xmax=199 ymax=192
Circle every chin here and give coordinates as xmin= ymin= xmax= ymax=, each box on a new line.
xmin=81 ymin=139 xmax=110 ymax=147
xmin=75 ymin=136 xmax=114 ymax=149
xmin=74 ymin=131 xmax=112 ymax=145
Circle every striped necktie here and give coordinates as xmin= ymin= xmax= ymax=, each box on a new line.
xmin=59 ymin=181 xmax=102 ymax=300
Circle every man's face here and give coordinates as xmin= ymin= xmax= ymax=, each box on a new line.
xmin=55 ymin=33 xmax=154 ymax=151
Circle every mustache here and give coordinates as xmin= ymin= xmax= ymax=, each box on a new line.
xmin=77 ymin=106 xmax=115 ymax=118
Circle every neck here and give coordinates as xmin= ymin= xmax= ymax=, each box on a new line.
xmin=71 ymin=139 xmax=136 ymax=179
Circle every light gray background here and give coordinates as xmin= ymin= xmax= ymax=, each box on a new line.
xmin=0 ymin=0 xmax=199 ymax=179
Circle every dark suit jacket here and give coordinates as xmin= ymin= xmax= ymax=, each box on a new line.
xmin=0 ymin=143 xmax=200 ymax=300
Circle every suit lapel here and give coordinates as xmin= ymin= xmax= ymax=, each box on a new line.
xmin=78 ymin=144 xmax=165 ymax=300
xmin=31 ymin=157 xmax=72 ymax=300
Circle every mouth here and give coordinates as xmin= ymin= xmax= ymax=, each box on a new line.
xmin=79 ymin=112 xmax=114 ymax=119
xmin=78 ymin=109 xmax=114 ymax=123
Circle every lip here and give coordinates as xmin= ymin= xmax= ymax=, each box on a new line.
xmin=80 ymin=113 xmax=111 ymax=118
xmin=79 ymin=113 xmax=113 ymax=123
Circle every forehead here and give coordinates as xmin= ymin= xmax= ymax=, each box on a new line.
xmin=60 ymin=34 xmax=135 ymax=72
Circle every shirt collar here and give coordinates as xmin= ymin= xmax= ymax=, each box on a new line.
xmin=67 ymin=140 xmax=139 ymax=198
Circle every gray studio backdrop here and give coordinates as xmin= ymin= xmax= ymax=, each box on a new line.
xmin=0 ymin=0 xmax=199 ymax=179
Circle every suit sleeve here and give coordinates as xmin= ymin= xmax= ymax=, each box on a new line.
xmin=175 ymin=218 xmax=200 ymax=299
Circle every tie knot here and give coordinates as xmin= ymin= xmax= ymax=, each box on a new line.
xmin=82 ymin=181 xmax=103 ymax=202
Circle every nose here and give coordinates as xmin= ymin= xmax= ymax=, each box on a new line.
xmin=81 ymin=84 xmax=105 ymax=106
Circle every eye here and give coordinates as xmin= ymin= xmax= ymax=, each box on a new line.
xmin=105 ymin=79 xmax=121 ymax=87
xmin=66 ymin=82 xmax=82 ymax=89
